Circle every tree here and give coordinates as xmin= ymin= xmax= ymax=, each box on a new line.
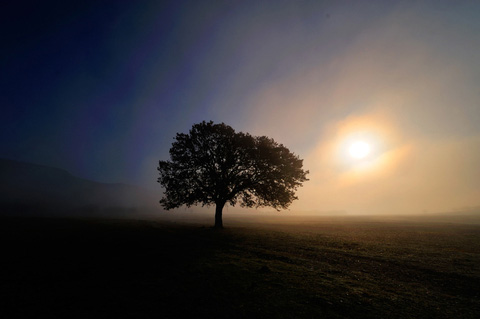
xmin=157 ymin=121 xmax=309 ymax=228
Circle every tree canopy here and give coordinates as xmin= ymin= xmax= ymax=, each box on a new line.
xmin=158 ymin=121 xmax=309 ymax=227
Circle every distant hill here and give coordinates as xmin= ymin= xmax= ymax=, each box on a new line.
xmin=0 ymin=158 xmax=161 ymax=217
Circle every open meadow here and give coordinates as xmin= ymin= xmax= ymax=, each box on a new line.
xmin=1 ymin=214 xmax=479 ymax=318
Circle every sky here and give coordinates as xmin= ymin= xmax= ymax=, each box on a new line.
xmin=2 ymin=0 xmax=480 ymax=215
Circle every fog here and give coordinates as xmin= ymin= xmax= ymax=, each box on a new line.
xmin=200 ymin=1 xmax=480 ymax=215
xmin=2 ymin=1 xmax=479 ymax=218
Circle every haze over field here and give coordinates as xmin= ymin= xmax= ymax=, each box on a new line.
xmin=2 ymin=1 xmax=480 ymax=216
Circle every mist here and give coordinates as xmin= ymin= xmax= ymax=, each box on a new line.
xmin=199 ymin=1 xmax=480 ymax=216
xmin=2 ymin=1 xmax=479 ymax=219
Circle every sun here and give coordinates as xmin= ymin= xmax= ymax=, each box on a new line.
xmin=349 ymin=141 xmax=371 ymax=159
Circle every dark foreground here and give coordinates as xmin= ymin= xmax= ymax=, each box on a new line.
xmin=1 ymin=216 xmax=479 ymax=318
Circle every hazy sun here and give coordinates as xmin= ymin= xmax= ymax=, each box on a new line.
xmin=349 ymin=141 xmax=371 ymax=159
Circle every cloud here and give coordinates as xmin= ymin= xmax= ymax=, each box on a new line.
xmin=218 ymin=3 xmax=480 ymax=214
xmin=294 ymin=109 xmax=480 ymax=214
xmin=152 ymin=1 xmax=480 ymax=215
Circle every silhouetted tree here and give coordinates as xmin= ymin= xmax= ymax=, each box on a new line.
xmin=158 ymin=121 xmax=309 ymax=228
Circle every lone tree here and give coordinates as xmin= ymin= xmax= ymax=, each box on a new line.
xmin=157 ymin=121 xmax=309 ymax=228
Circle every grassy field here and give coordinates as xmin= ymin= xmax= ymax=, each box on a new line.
xmin=1 ymin=215 xmax=479 ymax=318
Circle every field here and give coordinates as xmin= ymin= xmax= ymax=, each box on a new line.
xmin=1 ymin=214 xmax=479 ymax=318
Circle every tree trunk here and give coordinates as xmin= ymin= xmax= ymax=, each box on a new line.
xmin=214 ymin=201 xmax=225 ymax=228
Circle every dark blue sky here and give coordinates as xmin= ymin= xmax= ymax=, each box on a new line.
xmin=2 ymin=0 xmax=352 ymax=185
xmin=2 ymin=0 xmax=480 ymax=214
xmin=2 ymin=0 xmax=235 ymax=184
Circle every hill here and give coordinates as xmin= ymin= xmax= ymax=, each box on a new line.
xmin=0 ymin=158 xmax=160 ymax=216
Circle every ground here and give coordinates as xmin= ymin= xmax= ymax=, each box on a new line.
xmin=1 ymin=214 xmax=479 ymax=318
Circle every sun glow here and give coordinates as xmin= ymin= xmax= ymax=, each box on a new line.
xmin=349 ymin=141 xmax=371 ymax=159
xmin=336 ymin=130 xmax=385 ymax=172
